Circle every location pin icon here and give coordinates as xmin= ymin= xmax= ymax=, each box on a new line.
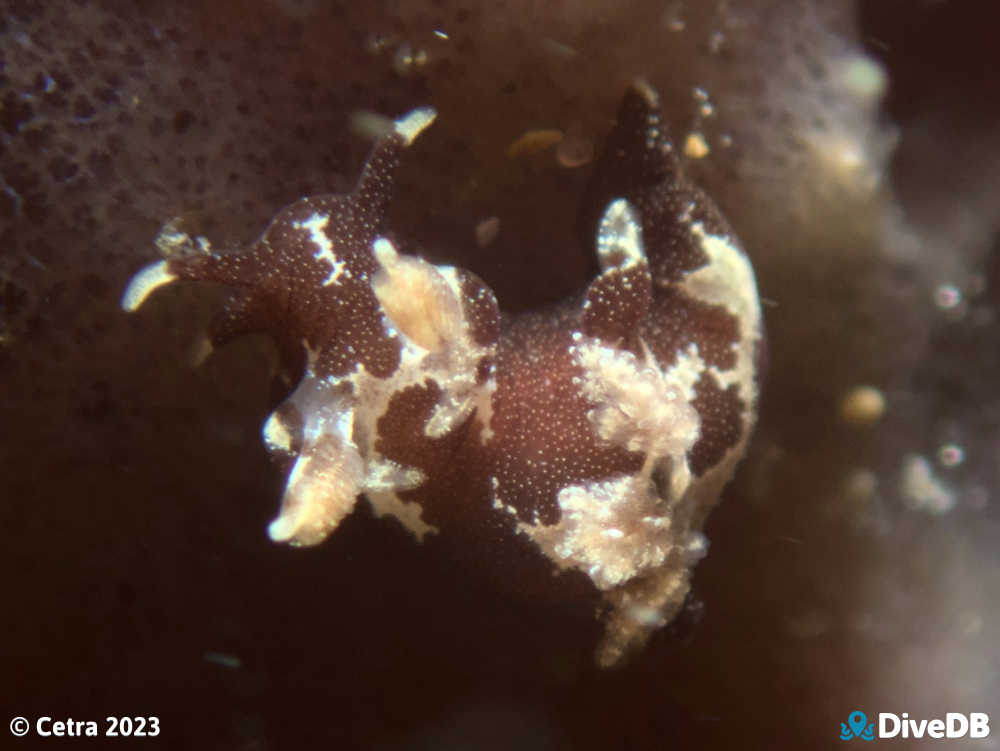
xmin=849 ymin=711 xmax=867 ymax=737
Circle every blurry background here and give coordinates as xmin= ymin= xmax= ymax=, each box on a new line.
xmin=2 ymin=0 xmax=998 ymax=748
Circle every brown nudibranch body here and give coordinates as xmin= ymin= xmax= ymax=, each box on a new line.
xmin=123 ymin=83 xmax=762 ymax=666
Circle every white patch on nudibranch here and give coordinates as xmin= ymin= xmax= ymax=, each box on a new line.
xmin=372 ymin=237 xmax=463 ymax=352
xmin=293 ymin=213 xmax=346 ymax=286
xmin=371 ymin=237 xmax=497 ymax=443
xmin=596 ymin=198 xmax=645 ymax=271
xmin=393 ymin=107 xmax=437 ymax=145
xmin=262 ymin=409 xmax=294 ymax=454
xmin=682 ymin=222 xmax=761 ymax=401
xmin=525 ymin=474 xmax=674 ymax=590
xmin=659 ymin=341 xmax=708 ymax=406
xmin=572 ymin=338 xmax=700 ymax=463
xmin=367 ymin=490 xmax=436 ymax=540
xmin=120 ymin=260 xmax=177 ymax=312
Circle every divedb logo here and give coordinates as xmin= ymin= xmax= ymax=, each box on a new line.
xmin=840 ymin=710 xmax=990 ymax=741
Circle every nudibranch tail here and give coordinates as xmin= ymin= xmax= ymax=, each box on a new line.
xmin=123 ymin=83 xmax=762 ymax=667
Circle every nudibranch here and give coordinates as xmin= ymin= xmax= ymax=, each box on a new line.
xmin=122 ymin=82 xmax=762 ymax=666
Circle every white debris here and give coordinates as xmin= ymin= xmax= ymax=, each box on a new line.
xmin=900 ymin=454 xmax=956 ymax=514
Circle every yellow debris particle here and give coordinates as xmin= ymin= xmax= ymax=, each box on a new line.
xmin=839 ymin=385 xmax=885 ymax=426
xmin=683 ymin=132 xmax=710 ymax=159
xmin=507 ymin=129 xmax=564 ymax=159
